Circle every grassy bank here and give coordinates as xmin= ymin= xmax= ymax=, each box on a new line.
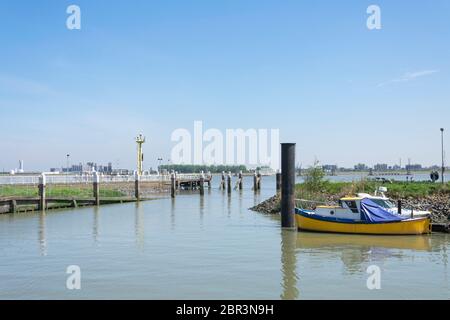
xmin=0 ymin=185 xmax=125 ymax=198
xmin=295 ymin=180 xmax=450 ymax=203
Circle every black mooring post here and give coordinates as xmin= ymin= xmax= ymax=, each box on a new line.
xmin=221 ymin=171 xmax=225 ymax=190
xmin=171 ymin=172 xmax=176 ymax=198
xmin=281 ymin=143 xmax=296 ymax=228
xmin=227 ymin=171 xmax=232 ymax=194
xmin=276 ymin=170 xmax=282 ymax=192
xmin=238 ymin=171 xmax=243 ymax=190
xmin=397 ymin=200 xmax=402 ymax=215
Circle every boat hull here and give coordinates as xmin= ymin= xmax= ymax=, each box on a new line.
xmin=295 ymin=212 xmax=431 ymax=235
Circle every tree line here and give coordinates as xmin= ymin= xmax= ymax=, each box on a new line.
xmin=159 ymin=165 xmax=249 ymax=174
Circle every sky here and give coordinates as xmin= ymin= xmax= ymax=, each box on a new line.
xmin=0 ymin=0 xmax=449 ymax=171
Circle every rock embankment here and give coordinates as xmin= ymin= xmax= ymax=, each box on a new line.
xmin=398 ymin=194 xmax=450 ymax=223
xmin=250 ymin=194 xmax=281 ymax=214
xmin=251 ymin=193 xmax=450 ymax=223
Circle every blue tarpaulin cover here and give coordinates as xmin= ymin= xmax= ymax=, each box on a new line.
xmin=360 ymin=198 xmax=406 ymax=223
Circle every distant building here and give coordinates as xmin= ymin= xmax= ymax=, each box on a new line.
xmin=322 ymin=165 xmax=338 ymax=175
xmin=56 ymin=162 xmax=114 ymax=174
xmin=406 ymin=164 xmax=422 ymax=171
xmin=374 ymin=163 xmax=388 ymax=171
xmin=354 ymin=163 xmax=369 ymax=171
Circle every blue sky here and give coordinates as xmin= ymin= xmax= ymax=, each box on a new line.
xmin=1 ymin=0 xmax=449 ymax=171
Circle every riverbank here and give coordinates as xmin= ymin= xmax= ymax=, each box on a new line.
xmin=251 ymin=181 xmax=450 ymax=224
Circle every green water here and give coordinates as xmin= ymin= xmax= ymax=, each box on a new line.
xmin=0 ymin=177 xmax=449 ymax=299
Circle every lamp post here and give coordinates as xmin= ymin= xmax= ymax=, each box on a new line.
xmin=157 ymin=158 xmax=163 ymax=173
xmin=66 ymin=154 xmax=70 ymax=173
xmin=441 ymin=128 xmax=445 ymax=184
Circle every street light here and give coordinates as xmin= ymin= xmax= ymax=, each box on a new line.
xmin=157 ymin=158 xmax=163 ymax=173
xmin=66 ymin=154 xmax=70 ymax=173
xmin=441 ymin=128 xmax=445 ymax=184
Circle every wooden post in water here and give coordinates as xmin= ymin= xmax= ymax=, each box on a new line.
xmin=171 ymin=171 xmax=176 ymax=198
xmin=38 ymin=174 xmax=46 ymax=211
xmin=281 ymin=143 xmax=296 ymax=228
xmin=10 ymin=199 xmax=17 ymax=213
xmin=175 ymin=171 xmax=179 ymax=190
xmin=276 ymin=170 xmax=282 ymax=193
xmin=200 ymin=171 xmax=205 ymax=196
xmin=207 ymin=171 xmax=212 ymax=189
xmin=134 ymin=171 xmax=140 ymax=200
xmin=221 ymin=171 xmax=226 ymax=190
xmin=253 ymin=172 xmax=258 ymax=192
xmin=93 ymin=172 xmax=100 ymax=206
xmin=227 ymin=171 xmax=232 ymax=194
xmin=257 ymin=170 xmax=262 ymax=190
xmin=238 ymin=171 xmax=243 ymax=190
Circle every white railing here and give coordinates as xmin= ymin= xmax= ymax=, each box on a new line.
xmin=0 ymin=173 xmax=209 ymax=185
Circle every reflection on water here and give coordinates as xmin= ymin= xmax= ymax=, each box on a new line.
xmin=38 ymin=212 xmax=46 ymax=256
xmin=296 ymin=232 xmax=434 ymax=274
xmin=0 ymin=175 xmax=448 ymax=299
xmin=93 ymin=206 xmax=99 ymax=244
xmin=170 ymin=197 xmax=176 ymax=230
xmin=280 ymin=230 xmax=299 ymax=300
xmin=135 ymin=202 xmax=144 ymax=249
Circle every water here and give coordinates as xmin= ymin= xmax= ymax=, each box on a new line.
xmin=0 ymin=176 xmax=449 ymax=299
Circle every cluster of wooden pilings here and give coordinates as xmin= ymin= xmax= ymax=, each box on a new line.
xmin=169 ymin=170 xmax=266 ymax=198
xmin=170 ymin=171 xmax=213 ymax=198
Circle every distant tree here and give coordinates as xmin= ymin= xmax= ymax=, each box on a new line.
xmin=159 ymin=164 xmax=248 ymax=174
xmin=304 ymin=160 xmax=325 ymax=192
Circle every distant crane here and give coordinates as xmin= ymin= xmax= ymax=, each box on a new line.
xmin=135 ymin=134 xmax=146 ymax=176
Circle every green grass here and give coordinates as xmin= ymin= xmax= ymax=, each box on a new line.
xmin=296 ymin=180 xmax=450 ymax=200
xmin=0 ymin=185 xmax=126 ymax=198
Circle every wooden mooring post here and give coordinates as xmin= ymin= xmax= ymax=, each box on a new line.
xmin=93 ymin=172 xmax=100 ymax=206
xmin=134 ymin=172 xmax=140 ymax=200
xmin=276 ymin=170 xmax=282 ymax=192
xmin=171 ymin=171 xmax=176 ymax=198
xmin=227 ymin=171 xmax=232 ymax=194
xmin=238 ymin=171 xmax=243 ymax=190
xmin=220 ymin=171 xmax=226 ymax=190
xmin=200 ymin=171 xmax=205 ymax=196
xmin=38 ymin=174 xmax=46 ymax=211
xmin=257 ymin=170 xmax=261 ymax=190
xmin=281 ymin=143 xmax=296 ymax=228
xmin=207 ymin=171 xmax=212 ymax=189
xmin=252 ymin=170 xmax=261 ymax=191
xmin=9 ymin=199 xmax=18 ymax=213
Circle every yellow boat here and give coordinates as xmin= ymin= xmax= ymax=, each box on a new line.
xmin=295 ymin=196 xmax=431 ymax=235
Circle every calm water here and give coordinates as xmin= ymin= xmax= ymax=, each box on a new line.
xmin=0 ymin=176 xmax=449 ymax=300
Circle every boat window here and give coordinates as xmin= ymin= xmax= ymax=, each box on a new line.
xmin=370 ymin=199 xmax=395 ymax=209
xmin=344 ymin=201 xmax=359 ymax=213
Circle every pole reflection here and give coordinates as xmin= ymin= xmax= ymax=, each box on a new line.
xmin=171 ymin=197 xmax=176 ymax=230
xmin=199 ymin=194 xmax=205 ymax=226
xmin=93 ymin=206 xmax=99 ymax=244
xmin=280 ymin=229 xmax=299 ymax=300
xmin=38 ymin=212 xmax=47 ymax=256
xmin=135 ymin=202 xmax=144 ymax=248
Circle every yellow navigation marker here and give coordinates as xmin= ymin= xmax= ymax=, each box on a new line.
xmin=135 ymin=134 xmax=146 ymax=175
